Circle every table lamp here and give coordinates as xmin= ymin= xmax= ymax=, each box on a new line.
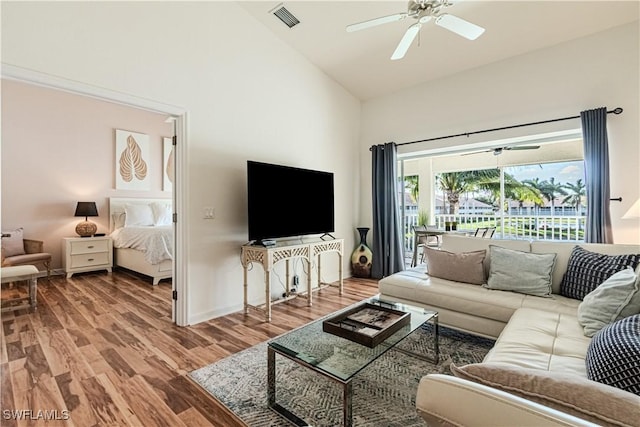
xmin=74 ymin=201 xmax=99 ymax=237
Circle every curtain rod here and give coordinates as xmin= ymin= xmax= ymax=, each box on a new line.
xmin=384 ymin=107 xmax=623 ymax=149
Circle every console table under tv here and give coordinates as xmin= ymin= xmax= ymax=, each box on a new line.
xmin=241 ymin=238 xmax=344 ymax=322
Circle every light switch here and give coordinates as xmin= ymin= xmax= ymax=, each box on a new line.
xmin=204 ymin=207 xmax=215 ymax=219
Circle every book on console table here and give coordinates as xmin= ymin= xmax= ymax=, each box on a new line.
xmin=322 ymin=303 xmax=411 ymax=348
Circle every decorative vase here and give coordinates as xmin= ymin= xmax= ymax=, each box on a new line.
xmin=351 ymin=227 xmax=373 ymax=278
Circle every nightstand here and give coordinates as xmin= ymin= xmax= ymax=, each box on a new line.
xmin=62 ymin=236 xmax=113 ymax=278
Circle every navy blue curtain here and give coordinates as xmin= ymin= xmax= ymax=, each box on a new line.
xmin=581 ymin=107 xmax=613 ymax=243
xmin=371 ymin=143 xmax=405 ymax=279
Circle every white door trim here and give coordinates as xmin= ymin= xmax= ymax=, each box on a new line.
xmin=2 ymin=63 xmax=190 ymax=326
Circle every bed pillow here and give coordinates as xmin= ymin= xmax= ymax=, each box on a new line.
xmin=112 ymin=212 xmax=126 ymax=230
xmin=484 ymin=245 xmax=556 ymax=297
xmin=424 ymin=247 xmax=486 ymax=285
xmin=1 ymin=228 xmax=25 ymax=257
xmin=578 ymin=267 xmax=640 ymax=337
xmin=150 ymin=202 xmax=172 ymax=226
xmin=124 ymin=204 xmax=154 ymax=227
xmin=451 ymin=362 xmax=640 ymax=426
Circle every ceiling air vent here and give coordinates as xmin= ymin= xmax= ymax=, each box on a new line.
xmin=270 ymin=3 xmax=300 ymax=28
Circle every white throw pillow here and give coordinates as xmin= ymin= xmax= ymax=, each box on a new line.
xmin=124 ymin=204 xmax=154 ymax=227
xmin=578 ymin=266 xmax=640 ymax=337
xmin=150 ymin=202 xmax=172 ymax=226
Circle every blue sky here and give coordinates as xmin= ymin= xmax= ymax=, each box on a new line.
xmin=506 ymin=161 xmax=585 ymax=185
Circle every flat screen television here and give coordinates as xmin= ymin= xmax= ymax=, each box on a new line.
xmin=247 ymin=161 xmax=334 ymax=243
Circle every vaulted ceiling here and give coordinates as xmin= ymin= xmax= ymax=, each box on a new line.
xmin=239 ymin=1 xmax=639 ymax=100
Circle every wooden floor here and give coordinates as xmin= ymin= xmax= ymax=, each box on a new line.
xmin=0 ymin=270 xmax=379 ymax=427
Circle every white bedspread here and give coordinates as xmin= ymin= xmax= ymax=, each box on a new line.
xmin=111 ymin=226 xmax=173 ymax=265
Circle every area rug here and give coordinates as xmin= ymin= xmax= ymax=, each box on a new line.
xmin=189 ymin=324 xmax=495 ymax=427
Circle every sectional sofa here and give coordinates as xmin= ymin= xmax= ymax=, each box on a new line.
xmin=378 ymin=234 xmax=640 ymax=426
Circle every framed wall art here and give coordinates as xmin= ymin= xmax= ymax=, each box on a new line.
xmin=163 ymin=137 xmax=174 ymax=192
xmin=115 ymin=129 xmax=150 ymax=191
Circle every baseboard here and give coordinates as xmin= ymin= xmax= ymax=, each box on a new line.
xmin=188 ymin=303 xmax=244 ymax=326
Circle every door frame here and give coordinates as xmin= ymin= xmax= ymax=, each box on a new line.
xmin=2 ymin=64 xmax=190 ymax=326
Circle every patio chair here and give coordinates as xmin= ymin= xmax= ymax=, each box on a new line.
xmin=413 ymin=225 xmax=441 ymax=265
xmin=473 ymin=227 xmax=488 ymax=237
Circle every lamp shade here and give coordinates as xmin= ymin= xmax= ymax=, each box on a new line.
xmin=74 ymin=202 xmax=98 ymax=218
xmin=622 ymin=198 xmax=640 ymax=219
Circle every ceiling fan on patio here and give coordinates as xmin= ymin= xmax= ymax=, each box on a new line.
xmin=346 ymin=0 xmax=485 ymax=60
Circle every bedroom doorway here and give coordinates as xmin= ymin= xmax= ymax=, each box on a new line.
xmin=3 ymin=65 xmax=189 ymax=326
xmin=166 ymin=116 xmax=178 ymax=323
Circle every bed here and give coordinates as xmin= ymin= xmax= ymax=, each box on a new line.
xmin=109 ymin=197 xmax=173 ymax=285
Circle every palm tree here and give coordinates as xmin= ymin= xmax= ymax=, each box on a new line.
xmin=522 ymin=178 xmax=546 ymax=215
xmin=404 ymin=175 xmax=419 ymax=203
xmin=437 ymin=172 xmax=467 ymax=214
xmin=478 ymin=172 xmax=526 ymax=212
xmin=540 ymin=177 xmax=567 ymax=215
xmin=437 ymin=169 xmax=501 ymax=214
xmin=510 ymin=184 xmax=543 ymax=215
xmin=562 ymin=179 xmax=586 ymax=215
xmin=475 ymin=194 xmax=498 ymax=211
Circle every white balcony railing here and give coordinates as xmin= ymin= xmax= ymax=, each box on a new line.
xmin=403 ymin=213 xmax=586 ymax=253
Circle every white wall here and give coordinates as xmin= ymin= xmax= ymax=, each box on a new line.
xmin=1 ymin=2 xmax=361 ymax=323
xmin=359 ymin=22 xmax=640 ymax=244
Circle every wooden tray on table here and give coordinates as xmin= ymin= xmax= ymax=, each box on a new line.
xmin=322 ymin=303 xmax=411 ymax=348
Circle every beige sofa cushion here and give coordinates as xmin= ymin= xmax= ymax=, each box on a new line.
xmin=451 ymin=362 xmax=640 ymax=427
xmin=379 ymin=267 xmax=582 ymax=332
xmin=416 ymin=374 xmax=598 ymax=427
xmin=379 ymin=267 xmax=526 ymax=323
xmin=484 ymin=307 xmax=589 ymax=376
xmin=521 ymin=293 xmax=580 ymax=315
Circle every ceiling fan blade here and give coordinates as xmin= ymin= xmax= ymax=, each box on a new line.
xmin=391 ymin=23 xmax=421 ymax=61
xmin=346 ymin=12 xmax=407 ymax=33
xmin=435 ymin=13 xmax=485 ymax=40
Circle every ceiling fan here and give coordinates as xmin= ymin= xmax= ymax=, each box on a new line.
xmin=346 ymin=0 xmax=485 ymax=60
xmin=463 ymin=146 xmax=541 ymax=156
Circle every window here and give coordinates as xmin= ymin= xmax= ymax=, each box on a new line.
xmin=434 ymin=161 xmax=585 ymax=240
xmin=400 ymin=136 xmax=586 ymax=245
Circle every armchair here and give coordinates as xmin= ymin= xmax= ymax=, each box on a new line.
xmin=1 ymin=231 xmax=51 ymax=277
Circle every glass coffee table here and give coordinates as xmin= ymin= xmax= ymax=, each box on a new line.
xmin=267 ymin=297 xmax=438 ymax=426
